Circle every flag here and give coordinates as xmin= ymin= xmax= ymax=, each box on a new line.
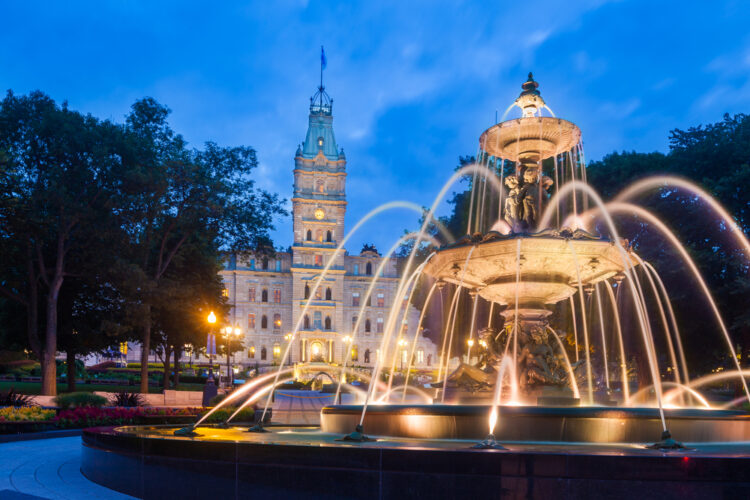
xmin=321 ymin=46 xmax=327 ymax=71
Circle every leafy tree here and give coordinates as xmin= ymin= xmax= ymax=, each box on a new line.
xmin=0 ymin=91 xmax=125 ymax=395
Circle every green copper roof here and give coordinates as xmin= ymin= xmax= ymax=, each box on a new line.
xmin=301 ymin=109 xmax=340 ymax=160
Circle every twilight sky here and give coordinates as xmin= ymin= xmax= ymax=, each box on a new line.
xmin=2 ymin=0 xmax=749 ymax=252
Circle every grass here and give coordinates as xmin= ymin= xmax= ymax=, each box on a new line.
xmin=0 ymin=381 xmax=205 ymax=395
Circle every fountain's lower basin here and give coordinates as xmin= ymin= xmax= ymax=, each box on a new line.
xmin=321 ymin=404 xmax=750 ymax=443
xmin=81 ymin=424 xmax=750 ymax=499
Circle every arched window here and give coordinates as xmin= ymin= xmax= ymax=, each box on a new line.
xmin=262 ymin=257 xmax=269 ymax=270
xmin=261 ymin=315 xmax=268 ymax=329
xmin=261 ymin=346 xmax=267 ymax=360
xmin=364 ymin=349 xmax=371 ymax=364
xmin=316 ymin=229 xmax=323 ymax=242
xmin=261 ymin=289 xmax=268 ymax=302
xmin=273 ymin=313 xmax=281 ymax=330
xmin=324 ymin=316 xmax=332 ymax=330
xmin=366 ymin=262 xmax=372 ymax=275
xmin=304 ymin=315 xmax=310 ymax=329
xmin=365 ymin=319 xmax=371 ymax=333
xmin=304 ymin=284 xmax=310 ymax=299
xmin=351 ymin=345 xmax=358 ymax=362
xmin=325 ymin=288 xmax=332 ymax=300
xmin=306 ymin=230 xmax=312 ymax=241
xmin=273 ymin=343 xmax=281 ymax=359
xmin=326 ymin=230 xmax=332 ymax=242
xmin=316 ymin=179 xmax=325 ymax=193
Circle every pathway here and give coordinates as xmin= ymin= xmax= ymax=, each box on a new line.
xmin=0 ymin=436 xmax=134 ymax=500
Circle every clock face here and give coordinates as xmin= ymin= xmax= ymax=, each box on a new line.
xmin=314 ymin=208 xmax=325 ymax=220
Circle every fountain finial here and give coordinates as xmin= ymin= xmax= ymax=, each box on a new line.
xmin=515 ymin=72 xmax=545 ymax=117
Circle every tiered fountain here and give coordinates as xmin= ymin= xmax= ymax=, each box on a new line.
xmin=81 ymin=75 xmax=750 ymax=498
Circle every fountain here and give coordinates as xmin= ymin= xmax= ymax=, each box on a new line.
xmin=80 ymin=75 xmax=750 ymax=498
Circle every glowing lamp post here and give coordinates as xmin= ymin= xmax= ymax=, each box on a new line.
xmin=207 ymin=311 xmax=217 ymax=380
xmin=222 ymin=326 xmax=242 ymax=389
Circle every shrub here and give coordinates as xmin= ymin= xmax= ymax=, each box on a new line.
xmin=0 ymin=388 xmax=37 ymax=407
xmin=54 ymin=392 xmax=107 ymax=409
xmin=110 ymin=392 xmax=145 ymax=407
xmin=0 ymin=406 xmax=55 ymax=422
xmin=54 ymin=407 xmax=141 ymax=428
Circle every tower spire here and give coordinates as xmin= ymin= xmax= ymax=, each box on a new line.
xmin=310 ymin=46 xmax=332 ymax=115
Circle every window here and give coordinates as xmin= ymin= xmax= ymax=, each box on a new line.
xmin=273 ymin=343 xmax=281 ymax=359
xmin=351 ymin=345 xmax=358 ymax=362
xmin=377 ymin=293 xmax=384 ymax=308
xmin=261 ymin=315 xmax=268 ymax=329
xmin=353 ymin=264 xmax=359 ymax=275
xmin=352 ymin=292 xmax=360 ymax=307
xmin=261 ymin=289 xmax=268 ymax=302
xmin=248 ymin=313 xmax=255 ymax=330
xmin=273 ymin=313 xmax=281 ymax=330
xmin=222 ymin=288 xmax=229 ymax=298
xmin=365 ymin=262 xmax=372 ymax=275
xmin=316 ymin=229 xmax=323 ymax=242
xmin=275 ymin=260 xmax=281 ymax=272
xmin=314 ymin=286 xmax=322 ymax=299
xmin=261 ymin=346 xmax=267 ymax=360
xmin=273 ymin=289 xmax=281 ymax=303
xmin=248 ymin=346 xmax=255 ymax=358
xmin=351 ymin=315 xmax=357 ymax=329
xmin=314 ymin=311 xmax=322 ymax=330
xmin=314 ymin=254 xmax=323 ymax=267
xmin=304 ymin=315 xmax=310 ymax=329
xmin=417 ymin=349 xmax=424 ymax=363
xmin=326 ymin=230 xmax=332 ymax=242
xmin=304 ymin=284 xmax=310 ymax=299
xmin=365 ymin=319 xmax=371 ymax=333
xmin=316 ymin=179 xmax=324 ymax=192
xmin=250 ymin=259 xmax=255 ymax=269
xmin=364 ymin=349 xmax=370 ymax=364
xmin=366 ymin=295 xmax=371 ymax=307
xmin=325 ymin=288 xmax=332 ymax=300
xmin=377 ymin=317 xmax=384 ymax=333
xmin=248 ymin=288 xmax=256 ymax=302
xmin=324 ymin=316 xmax=332 ymax=330
xmin=306 ymin=230 xmax=312 ymax=241
xmin=262 ymin=257 xmax=269 ymax=270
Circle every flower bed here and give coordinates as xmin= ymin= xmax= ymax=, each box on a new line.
xmin=0 ymin=407 xmax=57 ymax=433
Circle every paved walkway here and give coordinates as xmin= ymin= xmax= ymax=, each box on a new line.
xmin=0 ymin=436 xmax=134 ymax=500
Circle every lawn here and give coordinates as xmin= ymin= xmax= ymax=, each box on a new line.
xmin=0 ymin=381 xmax=205 ymax=395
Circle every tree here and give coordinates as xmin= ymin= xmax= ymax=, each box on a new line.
xmin=0 ymin=91 xmax=125 ymax=395
xmin=114 ymin=98 xmax=285 ymax=393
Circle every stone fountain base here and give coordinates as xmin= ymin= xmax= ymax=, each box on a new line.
xmin=320 ymin=404 xmax=750 ymax=443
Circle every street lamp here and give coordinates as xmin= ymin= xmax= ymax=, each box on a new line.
xmin=207 ymin=311 xmax=217 ymax=380
xmin=222 ymin=325 xmax=242 ymax=389
xmin=398 ymin=339 xmax=407 ymax=371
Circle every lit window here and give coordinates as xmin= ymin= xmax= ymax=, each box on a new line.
xmin=248 ymin=288 xmax=256 ymax=302
xmin=351 ymin=345 xmax=358 ymax=362
xmin=273 ymin=289 xmax=281 ymax=303
xmin=249 ymin=346 xmax=255 ymax=358
xmin=417 ymin=350 xmax=424 ymax=363
xmin=273 ymin=313 xmax=282 ymax=329
xmin=273 ymin=343 xmax=281 ymax=359
xmin=248 ymin=314 xmax=255 ymax=330
xmin=315 ymin=255 xmax=323 ymax=267
xmin=222 ymin=288 xmax=229 ymax=298
xmin=377 ymin=293 xmax=384 ymax=307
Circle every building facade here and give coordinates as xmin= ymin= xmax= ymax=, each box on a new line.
xmin=188 ymin=85 xmax=436 ymax=373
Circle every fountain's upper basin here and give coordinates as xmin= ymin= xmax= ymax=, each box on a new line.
xmin=321 ymin=404 xmax=750 ymax=443
xmin=423 ymin=234 xmax=638 ymax=306
xmin=479 ymin=116 xmax=581 ymax=162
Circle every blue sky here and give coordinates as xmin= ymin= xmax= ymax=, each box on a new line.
xmin=2 ymin=0 xmax=749 ymax=252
